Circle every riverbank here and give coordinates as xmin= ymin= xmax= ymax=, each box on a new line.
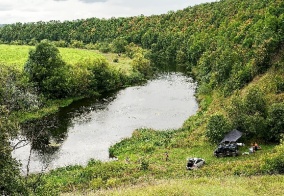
xmin=1 ymin=43 xmax=150 ymax=123
xmin=24 ymin=66 xmax=284 ymax=194
xmin=13 ymin=72 xmax=198 ymax=174
xmin=27 ymin=126 xmax=281 ymax=195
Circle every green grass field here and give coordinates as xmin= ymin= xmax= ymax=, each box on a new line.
xmin=0 ymin=44 xmax=133 ymax=73
xmin=90 ymin=175 xmax=284 ymax=196
xmin=0 ymin=44 xmax=31 ymax=68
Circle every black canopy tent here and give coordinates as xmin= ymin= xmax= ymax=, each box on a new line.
xmin=220 ymin=129 xmax=243 ymax=143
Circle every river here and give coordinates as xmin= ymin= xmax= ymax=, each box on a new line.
xmin=12 ymin=72 xmax=198 ymax=174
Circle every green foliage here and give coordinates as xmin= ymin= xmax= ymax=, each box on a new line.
xmin=24 ymin=41 xmax=69 ymax=98
xmin=1 ymin=0 xmax=283 ymax=96
xmin=52 ymin=40 xmax=67 ymax=48
xmin=0 ymin=63 xmax=40 ymax=112
xmin=139 ymin=158 xmax=149 ymax=171
xmin=131 ymin=53 xmax=152 ymax=77
xmin=226 ymin=87 xmax=269 ymax=141
xmin=23 ymin=41 xmax=130 ymax=98
xmin=98 ymin=42 xmax=111 ymax=53
xmin=264 ymin=137 xmax=284 ymax=174
xmin=206 ymin=114 xmax=231 ymax=144
xmin=88 ymin=58 xmax=121 ymax=92
xmin=1 ymin=0 xmax=284 ymax=194
xmin=111 ymin=37 xmax=128 ymax=54
xmin=244 ymin=87 xmax=267 ymax=116
xmin=274 ymin=75 xmax=284 ymax=93
xmin=109 ymin=129 xmax=174 ymax=158
xmin=69 ymin=39 xmax=84 ymax=48
xmin=267 ymin=103 xmax=284 ymax=141
xmin=0 ymin=107 xmax=27 ymax=195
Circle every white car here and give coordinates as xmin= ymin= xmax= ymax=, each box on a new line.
xmin=186 ymin=158 xmax=205 ymax=170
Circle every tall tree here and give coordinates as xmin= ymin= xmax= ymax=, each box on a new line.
xmin=24 ymin=41 xmax=68 ymax=98
xmin=0 ymin=106 xmax=27 ymax=195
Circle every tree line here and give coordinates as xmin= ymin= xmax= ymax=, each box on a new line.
xmin=1 ymin=0 xmax=283 ymax=94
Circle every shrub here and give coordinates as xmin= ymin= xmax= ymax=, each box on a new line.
xmin=131 ymin=53 xmax=152 ymax=77
xmin=275 ymin=75 xmax=284 ymax=93
xmin=90 ymin=178 xmax=103 ymax=190
xmin=98 ymin=42 xmax=111 ymax=53
xmin=52 ymin=40 xmax=67 ymax=47
xmin=69 ymin=39 xmax=84 ymax=48
xmin=227 ymin=87 xmax=269 ymax=141
xmin=267 ymin=103 xmax=284 ymax=142
xmin=0 ymin=64 xmax=40 ymax=111
xmin=111 ymin=37 xmax=128 ymax=54
xmin=24 ymin=41 xmax=69 ymax=98
xmin=139 ymin=158 xmax=149 ymax=171
xmin=206 ymin=114 xmax=231 ymax=144
xmin=265 ymin=137 xmax=284 ymax=174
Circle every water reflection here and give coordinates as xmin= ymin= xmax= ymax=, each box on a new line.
xmin=13 ymin=72 xmax=198 ymax=173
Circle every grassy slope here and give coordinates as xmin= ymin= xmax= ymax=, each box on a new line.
xmin=92 ymin=176 xmax=284 ymax=196
xmin=44 ymin=139 xmax=281 ymax=195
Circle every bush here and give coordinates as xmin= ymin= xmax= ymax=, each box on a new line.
xmin=275 ymin=75 xmax=284 ymax=93
xmin=69 ymin=39 xmax=84 ymax=48
xmin=265 ymin=137 xmax=284 ymax=174
xmin=227 ymin=87 xmax=269 ymax=141
xmin=90 ymin=178 xmax=103 ymax=190
xmin=0 ymin=64 xmax=40 ymax=111
xmin=24 ymin=41 xmax=69 ymax=98
xmin=206 ymin=114 xmax=231 ymax=144
xmin=98 ymin=42 xmax=111 ymax=53
xmin=89 ymin=60 xmax=120 ymax=92
xmin=267 ymin=103 xmax=284 ymax=142
xmin=132 ymin=53 xmax=152 ymax=77
xmin=111 ymin=37 xmax=128 ymax=54
xmin=139 ymin=158 xmax=149 ymax=171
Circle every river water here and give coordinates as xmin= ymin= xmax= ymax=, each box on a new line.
xmin=12 ymin=72 xmax=198 ymax=174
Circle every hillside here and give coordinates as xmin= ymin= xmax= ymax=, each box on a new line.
xmin=1 ymin=0 xmax=284 ymax=93
xmin=1 ymin=0 xmax=284 ymax=195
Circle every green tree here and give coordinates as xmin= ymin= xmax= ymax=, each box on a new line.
xmin=267 ymin=103 xmax=284 ymax=142
xmin=111 ymin=37 xmax=128 ymax=54
xmin=131 ymin=53 xmax=152 ymax=77
xmin=206 ymin=114 xmax=231 ymax=144
xmin=244 ymin=87 xmax=267 ymax=116
xmin=0 ymin=106 xmax=27 ymax=195
xmin=227 ymin=88 xmax=268 ymax=141
xmin=24 ymin=41 xmax=68 ymax=98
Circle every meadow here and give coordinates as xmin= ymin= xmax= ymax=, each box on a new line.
xmin=0 ymin=44 xmax=133 ymax=73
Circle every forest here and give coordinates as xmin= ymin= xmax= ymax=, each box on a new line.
xmin=1 ymin=0 xmax=284 ymax=195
